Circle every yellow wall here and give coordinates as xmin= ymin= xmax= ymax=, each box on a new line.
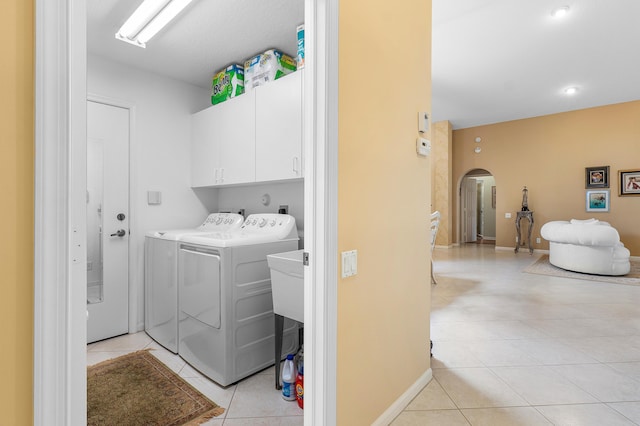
xmin=0 ymin=0 xmax=34 ymax=423
xmin=338 ymin=1 xmax=432 ymax=423
xmin=452 ymin=101 xmax=640 ymax=255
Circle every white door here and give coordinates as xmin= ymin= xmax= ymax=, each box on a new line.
xmin=461 ymin=177 xmax=478 ymax=243
xmin=86 ymin=100 xmax=130 ymax=343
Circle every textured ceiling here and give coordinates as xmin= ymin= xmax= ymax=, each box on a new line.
xmin=88 ymin=1 xmax=640 ymax=129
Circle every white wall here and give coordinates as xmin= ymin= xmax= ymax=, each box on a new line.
xmin=88 ymin=54 xmax=215 ymax=330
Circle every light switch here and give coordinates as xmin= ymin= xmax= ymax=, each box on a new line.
xmin=505 ymin=212 xmax=512 ymax=219
xmin=342 ymin=250 xmax=358 ymax=278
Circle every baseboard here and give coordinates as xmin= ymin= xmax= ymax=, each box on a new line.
xmin=371 ymin=368 xmax=433 ymax=426
xmin=495 ymin=246 xmax=549 ymax=255
xmin=435 ymin=244 xmax=453 ymax=250
xmin=631 ymin=255 xmax=640 ymax=261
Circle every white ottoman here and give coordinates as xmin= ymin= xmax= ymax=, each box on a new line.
xmin=540 ymin=219 xmax=630 ymax=276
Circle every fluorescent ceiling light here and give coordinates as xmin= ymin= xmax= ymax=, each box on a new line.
xmin=116 ymin=0 xmax=194 ymax=48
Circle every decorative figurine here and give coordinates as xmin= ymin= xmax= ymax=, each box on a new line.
xmin=521 ymin=186 xmax=529 ymax=211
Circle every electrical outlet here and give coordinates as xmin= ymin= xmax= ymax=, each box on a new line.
xmin=278 ymin=205 xmax=289 ymax=214
xmin=536 ymin=237 xmax=541 ymax=244
xmin=505 ymin=212 xmax=512 ymax=219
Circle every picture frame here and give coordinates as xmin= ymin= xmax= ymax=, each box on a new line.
xmin=619 ymin=169 xmax=640 ymax=196
xmin=491 ymin=186 xmax=496 ymax=208
xmin=585 ymin=166 xmax=609 ymax=188
xmin=586 ymin=190 xmax=610 ymax=212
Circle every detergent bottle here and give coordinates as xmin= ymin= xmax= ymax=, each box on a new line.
xmin=295 ymin=361 xmax=304 ymax=409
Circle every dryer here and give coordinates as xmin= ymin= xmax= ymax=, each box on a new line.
xmin=144 ymin=212 xmax=244 ymax=353
xmin=177 ymin=213 xmax=300 ymax=386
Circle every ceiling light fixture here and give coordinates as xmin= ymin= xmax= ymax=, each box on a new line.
xmin=564 ymin=86 xmax=579 ymax=95
xmin=551 ymin=6 xmax=570 ymax=19
xmin=116 ymin=0 xmax=194 ymax=48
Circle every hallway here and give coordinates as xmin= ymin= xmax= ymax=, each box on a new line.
xmin=394 ymin=244 xmax=640 ymax=425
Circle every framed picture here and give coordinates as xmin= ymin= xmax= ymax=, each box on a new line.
xmin=585 ymin=166 xmax=609 ymax=188
xmin=619 ymin=169 xmax=640 ymax=196
xmin=586 ymin=190 xmax=610 ymax=212
xmin=491 ymin=186 xmax=496 ymax=208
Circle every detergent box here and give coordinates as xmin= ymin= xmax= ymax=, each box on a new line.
xmin=211 ymin=64 xmax=244 ymax=105
xmin=243 ymin=49 xmax=297 ymax=91
xmin=296 ymin=25 xmax=305 ymax=70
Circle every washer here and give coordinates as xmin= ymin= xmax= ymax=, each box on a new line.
xmin=144 ymin=212 xmax=244 ymax=353
xmin=177 ymin=213 xmax=300 ymax=386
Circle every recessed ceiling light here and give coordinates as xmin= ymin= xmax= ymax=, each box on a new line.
xmin=564 ymin=86 xmax=579 ymax=95
xmin=551 ymin=6 xmax=570 ymax=18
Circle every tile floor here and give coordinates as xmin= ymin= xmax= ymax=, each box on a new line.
xmin=87 ymin=333 xmax=303 ymax=425
xmin=392 ymin=244 xmax=640 ymax=426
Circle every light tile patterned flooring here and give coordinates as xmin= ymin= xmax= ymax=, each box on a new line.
xmin=87 ymin=333 xmax=303 ymax=425
xmin=393 ymin=244 xmax=640 ymax=425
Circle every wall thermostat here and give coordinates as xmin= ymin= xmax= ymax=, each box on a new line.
xmin=418 ymin=111 xmax=429 ymax=134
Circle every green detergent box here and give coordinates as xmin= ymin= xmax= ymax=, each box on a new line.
xmin=243 ymin=49 xmax=297 ymax=91
xmin=211 ymin=64 xmax=244 ymax=105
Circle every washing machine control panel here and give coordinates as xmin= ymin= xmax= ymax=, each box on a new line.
xmin=198 ymin=213 xmax=244 ymax=231
xmin=240 ymin=214 xmax=297 ymax=240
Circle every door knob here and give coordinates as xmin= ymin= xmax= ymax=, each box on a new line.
xmin=110 ymin=229 xmax=126 ymax=237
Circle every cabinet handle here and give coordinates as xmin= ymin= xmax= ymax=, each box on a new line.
xmin=220 ymin=168 xmax=225 ymax=183
xmin=214 ymin=168 xmax=219 ymax=183
xmin=293 ymin=157 xmax=299 ymax=174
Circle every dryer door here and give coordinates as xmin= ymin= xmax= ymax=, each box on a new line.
xmin=179 ymin=245 xmax=221 ymax=329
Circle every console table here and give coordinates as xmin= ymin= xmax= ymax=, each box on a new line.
xmin=515 ymin=211 xmax=534 ymax=254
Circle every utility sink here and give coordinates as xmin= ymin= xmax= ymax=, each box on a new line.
xmin=267 ymin=249 xmax=304 ymax=323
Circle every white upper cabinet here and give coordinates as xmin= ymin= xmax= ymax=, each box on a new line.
xmin=191 ymin=107 xmax=218 ymax=187
xmin=214 ymin=91 xmax=256 ymax=185
xmin=255 ymin=71 xmax=302 ymax=182
xmin=191 ymin=72 xmax=302 ymax=188
xmin=191 ymin=91 xmax=256 ymax=187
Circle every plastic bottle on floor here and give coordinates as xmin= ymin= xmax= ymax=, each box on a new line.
xmin=281 ymin=354 xmax=296 ymax=401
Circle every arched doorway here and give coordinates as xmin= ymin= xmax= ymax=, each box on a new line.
xmin=460 ymin=169 xmax=496 ymax=245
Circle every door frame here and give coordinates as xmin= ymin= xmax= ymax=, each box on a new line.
xmin=87 ymin=95 xmax=138 ymax=335
xmin=34 ymin=1 xmax=338 ymax=425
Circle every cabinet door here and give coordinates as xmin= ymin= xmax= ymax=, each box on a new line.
xmin=216 ymin=92 xmax=256 ymax=185
xmin=191 ymin=107 xmax=219 ymax=187
xmin=255 ymin=71 xmax=303 ymax=182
